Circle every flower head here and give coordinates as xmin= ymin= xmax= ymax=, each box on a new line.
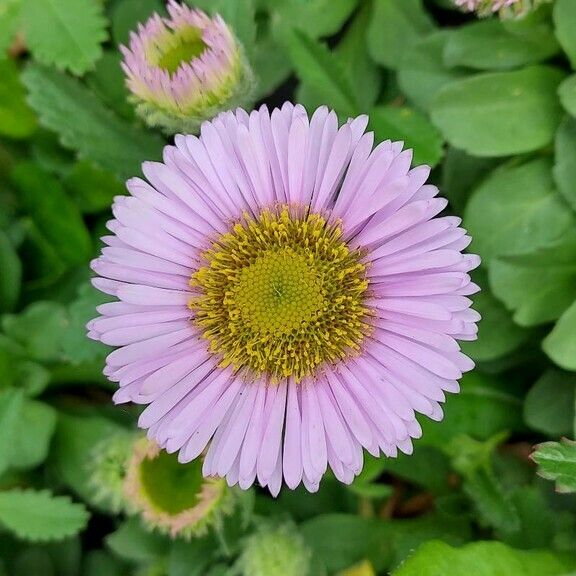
xmin=123 ymin=438 xmax=231 ymax=538
xmin=88 ymin=103 xmax=480 ymax=496
xmin=121 ymin=0 xmax=253 ymax=134
xmin=454 ymin=0 xmax=551 ymax=18
xmin=238 ymin=523 xmax=312 ymax=576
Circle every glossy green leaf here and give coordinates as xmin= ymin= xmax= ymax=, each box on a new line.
xmin=554 ymin=116 xmax=576 ymax=210
xmin=392 ymin=540 xmax=575 ymax=576
xmin=443 ymin=19 xmax=559 ymax=70
xmin=398 ymin=31 xmax=469 ymax=112
xmin=367 ymin=0 xmax=434 ymax=70
xmin=543 ymin=300 xmax=576 ymax=371
xmin=559 ymin=75 xmax=576 ymax=117
xmin=464 ymin=159 xmax=573 ymax=263
xmin=431 ymin=66 xmax=565 ymax=157
xmin=553 ymin=0 xmax=576 ymax=69
xmin=369 ymin=106 xmax=444 ymax=167
xmin=490 ymin=232 xmax=576 ymax=326
xmin=524 ymin=369 xmax=576 ymax=436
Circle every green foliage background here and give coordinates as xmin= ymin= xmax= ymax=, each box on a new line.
xmin=1 ymin=0 xmax=576 ymax=574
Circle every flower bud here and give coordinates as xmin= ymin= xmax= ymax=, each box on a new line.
xmin=121 ymin=0 xmax=254 ymax=134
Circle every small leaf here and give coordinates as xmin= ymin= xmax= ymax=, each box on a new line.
xmin=464 ymin=158 xmax=573 ymax=264
xmin=443 ymin=19 xmax=559 ymax=71
xmin=0 ymin=489 xmax=89 ymax=542
xmin=392 ymin=540 xmax=575 ymax=576
xmin=22 ymin=64 xmax=163 ymax=180
xmin=554 ymin=116 xmax=576 ymax=211
xmin=490 ymin=231 xmax=576 ymax=326
xmin=532 ymin=439 xmax=576 ymax=493
xmin=524 ymin=369 xmax=576 ymax=437
xmin=22 ymin=0 xmax=107 ymax=76
xmin=10 ymin=400 xmax=57 ymax=470
xmin=553 ymin=0 xmax=576 ymax=69
xmin=543 ymin=300 xmax=576 ymax=371
xmin=431 ymin=66 xmax=565 ymax=157
xmin=282 ymin=29 xmax=359 ymax=118
xmin=367 ymin=0 xmax=434 ymax=70
xmin=559 ymin=75 xmax=576 ymax=118
xmin=369 ymin=106 xmax=444 ymax=167
xmin=398 ymin=31 xmax=469 ymax=112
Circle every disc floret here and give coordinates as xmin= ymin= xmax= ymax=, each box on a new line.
xmin=190 ymin=207 xmax=371 ymax=381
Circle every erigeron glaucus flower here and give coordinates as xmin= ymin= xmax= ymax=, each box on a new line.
xmin=88 ymin=103 xmax=480 ymax=496
xmin=123 ymin=438 xmax=231 ymax=538
xmin=454 ymin=0 xmax=551 ymax=17
xmin=120 ymin=0 xmax=253 ymax=134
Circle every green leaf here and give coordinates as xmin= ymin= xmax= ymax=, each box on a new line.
xmin=543 ymin=300 xmax=576 ymax=371
xmin=398 ymin=31 xmax=469 ymax=112
xmin=106 ymin=519 xmax=169 ymax=563
xmin=533 ymin=438 xmax=576 ymax=493
xmin=559 ymin=75 xmax=576 ymax=117
xmin=367 ymin=0 xmax=435 ymax=70
xmin=84 ymin=551 xmax=125 ymax=576
xmin=213 ymin=0 xmax=256 ymax=52
xmin=524 ymin=369 xmax=576 ymax=436
xmin=0 ymin=389 xmax=24 ymax=475
xmin=369 ymin=106 xmax=444 ymax=167
xmin=10 ymin=400 xmax=57 ymax=470
xmin=0 ymin=0 xmax=21 ymax=57
xmin=168 ymin=537 xmax=217 ymax=576
xmin=11 ymin=163 xmax=92 ymax=267
xmin=443 ymin=19 xmax=559 ymax=71
xmin=111 ymin=0 xmax=163 ymax=46
xmin=0 ymin=490 xmax=89 ymax=542
xmin=61 ymin=282 xmax=110 ymax=365
xmin=392 ymin=540 xmax=575 ymax=576
xmin=271 ymin=0 xmax=359 ymax=40
xmin=431 ymin=66 xmax=565 ymax=157
xmin=50 ymin=414 xmax=124 ymax=505
xmin=2 ymin=301 xmax=68 ymax=363
xmin=64 ymin=161 xmax=125 ymax=214
xmin=283 ymin=29 xmax=359 ymax=118
xmin=22 ymin=0 xmax=107 ymax=76
xmin=461 ymin=281 xmax=528 ymax=362
xmin=553 ymin=0 xmax=576 ymax=69
xmin=0 ymin=59 xmax=37 ymax=139
xmin=420 ymin=372 xmax=524 ymax=447
xmin=22 ymin=64 xmax=163 ymax=180
xmin=0 ymin=229 xmax=21 ymax=313
xmin=464 ymin=158 xmax=573 ymax=264
xmin=441 ymin=148 xmax=500 ymax=214
xmin=297 ymin=6 xmax=381 ymax=113
xmin=300 ymin=515 xmax=387 ymax=572
xmin=490 ymin=232 xmax=576 ymax=326
xmin=554 ymin=116 xmax=576 ymax=211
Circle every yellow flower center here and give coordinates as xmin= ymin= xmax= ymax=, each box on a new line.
xmin=189 ymin=207 xmax=371 ymax=381
xmin=148 ymin=26 xmax=207 ymax=74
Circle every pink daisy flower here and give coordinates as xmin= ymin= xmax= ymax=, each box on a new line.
xmin=88 ymin=103 xmax=480 ymax=496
